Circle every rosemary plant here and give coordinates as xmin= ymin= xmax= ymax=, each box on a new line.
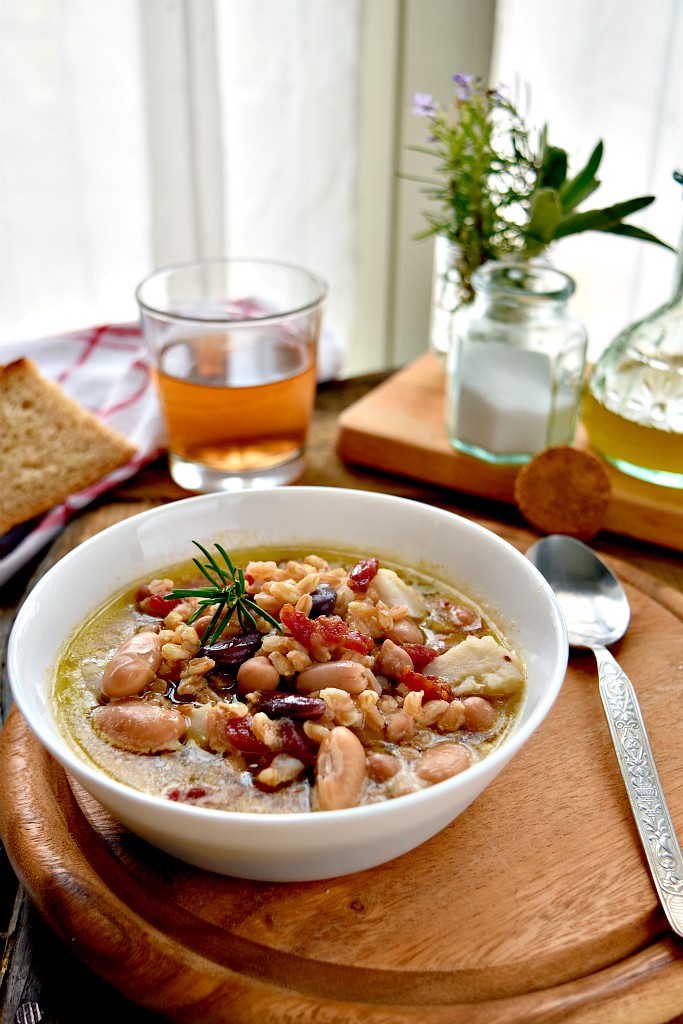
xmin=411 ymin=74 xmax=672 ymax=304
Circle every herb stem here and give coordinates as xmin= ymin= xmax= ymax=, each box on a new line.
xmin=164 ymin=542 xmax=283 ymax=643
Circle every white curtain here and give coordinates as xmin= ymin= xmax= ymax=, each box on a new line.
xmin=0 ymin=0 xmax=151 ymax=342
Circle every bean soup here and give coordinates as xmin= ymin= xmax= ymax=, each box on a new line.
xmin=55 ymin=546 xmax=526 ymax=813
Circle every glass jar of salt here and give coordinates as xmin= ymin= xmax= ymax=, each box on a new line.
xmin=447 ymin=262 xmax=587 ymax=464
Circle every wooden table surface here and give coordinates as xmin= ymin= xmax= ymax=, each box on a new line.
xmin=1 ymin=372 xmax=682 ymax=1024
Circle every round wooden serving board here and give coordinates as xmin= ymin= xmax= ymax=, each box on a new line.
xmin=1 ymin=540 xmax=683 ymax=1023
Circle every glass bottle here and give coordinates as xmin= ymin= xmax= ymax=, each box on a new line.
xmin=447 ymin=262 xmax=587 ymax=464
xmin=583 ymin=173 xmax=683 ymax=489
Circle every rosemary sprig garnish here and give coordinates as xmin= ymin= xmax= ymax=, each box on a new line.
xmin=164 ymin=541 xmax=283 ymax=644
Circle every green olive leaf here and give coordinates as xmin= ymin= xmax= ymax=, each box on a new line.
xmin=596 ymin=222 xmax=676 ymax=250
xmin=559 ymin=141 xmax=604 ymax=210
xmin=553 ymin=195 xmax=657 ymax=239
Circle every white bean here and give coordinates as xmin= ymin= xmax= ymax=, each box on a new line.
xmin=93 ymin=701 xmax=186 ymax=753
xmin=316 ymin=726 xmax=367 ymax=810
xmin=102 ymin=632 xmax=162 ymax=698
xmin=414 ymin=743 xmax=472 ymax=783
xmin=297 ymin=661 xmax=371 ymax=695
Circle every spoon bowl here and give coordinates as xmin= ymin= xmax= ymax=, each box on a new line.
xmin=526 ymin=533 xmax=630 ymax=648
xmin=527 ymin=534 xmax=683 ymax=938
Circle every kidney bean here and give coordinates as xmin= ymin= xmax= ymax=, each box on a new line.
xmin=92 ymin=701 xmax=187 ymax=753
xmin=309 ymin=583 xmax=337 ymax=618
xmin=237 ymin=656 xmax=280 ymax=695
xmin=316 ymin=727 xmax=367 ymax=810
xmin=279 ymin=719 xmax=317 ymax=766
xmin=257 ymin=691 xmax=326 ymax=720
xmin=200 ymin=632 xmax=262 ymax=669
xmin=102 ymin=631 xmax=162 ymax=698
xmin=414 ymin=743 xmax=472 ymax=783
xmin=296 ymin=660 xmax=371 ymax=695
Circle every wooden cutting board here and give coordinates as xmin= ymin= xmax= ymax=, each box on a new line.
xmin=1 ymin=529 xmax=682 ymax=1023
xmin=335 ymin=354 xmax=683 ymax=553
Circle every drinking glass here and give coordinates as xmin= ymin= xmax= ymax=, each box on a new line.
xmin=136 ymin=258 xmax=327 ymax=491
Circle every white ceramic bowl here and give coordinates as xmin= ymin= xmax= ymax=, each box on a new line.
xmin=8 ymin=487 xmax=567 ymax=882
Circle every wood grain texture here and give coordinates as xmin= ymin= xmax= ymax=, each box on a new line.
xmin=335 ymin=354 xmax=683 ymax=553
xmin=1 ymin=527 xmax=682 ymax=1023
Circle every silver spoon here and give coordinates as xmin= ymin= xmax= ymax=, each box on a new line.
xmin=527 ymin=533 xmax=683 ymax=937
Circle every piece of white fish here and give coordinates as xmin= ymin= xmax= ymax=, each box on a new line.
xmin=427 ymin=635 xmax=524 ymax=696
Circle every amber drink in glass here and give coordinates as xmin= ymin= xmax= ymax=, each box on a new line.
xmin=136 ymin=259 xmax=327 ymax=492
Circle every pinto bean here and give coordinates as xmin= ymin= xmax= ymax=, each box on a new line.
xmin=296 ymin=661 xmax=372 ymax=695
xmin=414 ymin=743 xmax=472 ymax=784
xmin=383 ymin=618 xmax=424 ymax=645
xmin=375 ymin=639 xmax=413 ymax=680
xmin=316 ymin=726 xmax=367 ymax=810
xmin=102 ymin=631 xmax=162 ymax=698
xmin=366 ymin=751 xmax=400 ymax=781
xmin=237 ymin=656 xmax=281 ymax=695
xmin=92 ymin=701 xmax=187 ymax=753
xmin=462 ymin=696 xmax=498 ymax=732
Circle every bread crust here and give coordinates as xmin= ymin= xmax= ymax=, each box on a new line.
xmin=0 ymin=358 xmax=137 ymax=535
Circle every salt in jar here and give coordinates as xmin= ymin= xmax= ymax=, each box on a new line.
xmin=447 ymin=262 xmax=587 ymax=464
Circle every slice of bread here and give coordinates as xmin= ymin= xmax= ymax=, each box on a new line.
xmin=0 ymin=358 xmax=137 ymax=535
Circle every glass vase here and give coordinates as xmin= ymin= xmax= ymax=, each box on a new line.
xmin=447 ymin=262 xmax=587 ymax=464
xmin=583 ymin=175 xmax=683 ymax=489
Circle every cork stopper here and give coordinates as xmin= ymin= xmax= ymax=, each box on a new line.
xmin=514 ymin=446 xmax=612 ymax=541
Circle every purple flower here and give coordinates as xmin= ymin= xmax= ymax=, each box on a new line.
xmin=412 ymin=92 xmax=436 ymax=117
xmin=452 ymin=73 xmax=473 ymax=100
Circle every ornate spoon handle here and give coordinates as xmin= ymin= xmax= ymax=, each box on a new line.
xmin=595 ymin=644 xmax=683 ymax=937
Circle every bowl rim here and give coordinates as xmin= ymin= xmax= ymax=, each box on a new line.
xmin=8 ymin=487 xmax=568 ymax=826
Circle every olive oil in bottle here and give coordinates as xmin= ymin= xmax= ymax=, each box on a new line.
xmin=584 ymin=172 xmax=683 ymax=489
